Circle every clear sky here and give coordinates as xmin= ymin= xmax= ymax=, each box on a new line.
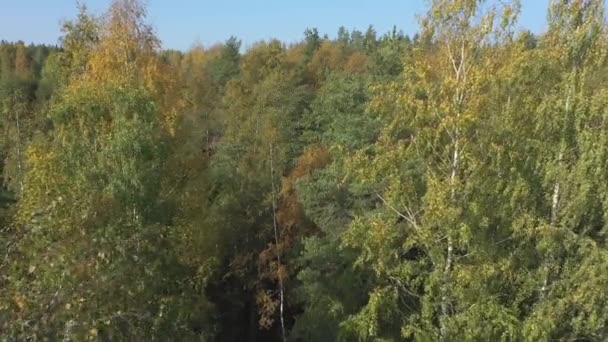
xmin=0 ymin=0 xmax=550 ymax=51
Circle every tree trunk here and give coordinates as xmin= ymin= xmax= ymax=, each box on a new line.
xmin=541 ymin=82 xmax=572 ymax=299
xmin=440 ymin=133 xmax=459 ymax=340
xmin=269 ymin=142 xmax=287 ymax=342
xmin=14 ymin=100 xmax=23 ymax=194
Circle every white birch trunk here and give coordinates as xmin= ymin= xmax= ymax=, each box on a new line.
xmin=440 ymin=134 xmax=458 ymax=340
xmin=14 ymin=103 xmax=24 ymax=194
xmin=541 ymin=75 xmax=572 ymax=299
xmin=269 ymin=142 xmax=287 ymax=342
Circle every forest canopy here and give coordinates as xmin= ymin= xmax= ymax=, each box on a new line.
xmin=2 ymin=0 xmax=608 ymax=341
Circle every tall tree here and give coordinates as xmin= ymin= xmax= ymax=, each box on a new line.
xmin=1 ymin=1 xmax=215 ymax=339
xmin=333 ymin=0 xmax=521 ymax=339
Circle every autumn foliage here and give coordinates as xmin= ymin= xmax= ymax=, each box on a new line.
xmin=2 ymin=0 xmax=608 ymax=341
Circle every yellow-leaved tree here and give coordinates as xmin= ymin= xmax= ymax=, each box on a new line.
xmin=3 ymin=1 xmax=215 ymax=340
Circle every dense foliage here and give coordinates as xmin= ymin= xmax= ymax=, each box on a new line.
xmin=2 ymin=0 xmax=608 ymax=340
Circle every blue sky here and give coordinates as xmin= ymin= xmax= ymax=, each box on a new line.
xmin=0 ymin=0 xmax=549 ymax=51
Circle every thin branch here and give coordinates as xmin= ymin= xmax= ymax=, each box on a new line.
xmin=447 ymin=42 xmax=460 ymax=77
xmin=375 ymin=191 xmax=420 ymax=231
xmin=388 ymin=275 xmax=422 ymax=298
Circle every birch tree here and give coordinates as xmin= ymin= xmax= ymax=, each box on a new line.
xmin=339 ymin=0 xmax=521 ymax=339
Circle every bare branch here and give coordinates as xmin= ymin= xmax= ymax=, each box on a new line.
xmin=375 ymin=191 xmax=420 ymax=231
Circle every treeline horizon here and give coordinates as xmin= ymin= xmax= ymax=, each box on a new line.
xmin=3 ymin=22 xmax=428 ymax=53
xmin=2 ymin=0 xmax=608 ymax=341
